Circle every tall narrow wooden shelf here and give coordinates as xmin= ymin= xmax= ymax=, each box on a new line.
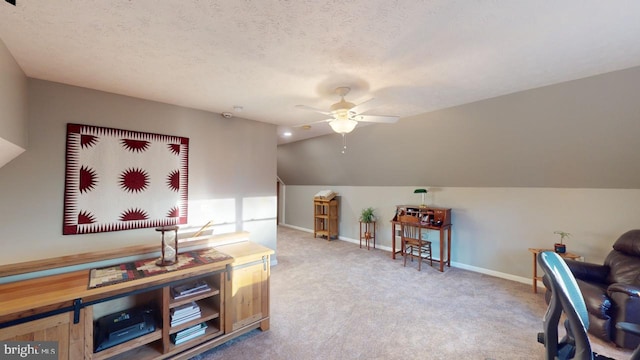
xmin=314 ymin=197 xmax=339 ymax=240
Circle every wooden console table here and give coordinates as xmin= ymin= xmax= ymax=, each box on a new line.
xmin=391 ymin=205 xmax=452 ymax=272
xmin=528 ymin=247 xmax=581 ymax=293
xmin=0 ymin=240 xmax=273 ymax=360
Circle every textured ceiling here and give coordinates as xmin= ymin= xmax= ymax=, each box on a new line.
xmin=2 ymin=1 xmax=640 ymax=144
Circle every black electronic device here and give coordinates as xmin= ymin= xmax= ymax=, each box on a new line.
xmin=94 ymin=306 xmax=156 ymax=352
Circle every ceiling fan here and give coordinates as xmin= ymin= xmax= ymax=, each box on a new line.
xmin=296 ymin=86 xmax=399 ymax=135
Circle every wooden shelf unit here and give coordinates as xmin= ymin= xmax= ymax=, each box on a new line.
xmin=163 ymin=275 xmax=224 ymax=353
xmin=314 ymin=197 xmax=339 ymax=240
xmin=0 ymin=240 xmax=273 ymax=360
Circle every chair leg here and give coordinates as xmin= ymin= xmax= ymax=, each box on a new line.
xmin=403 ymin=242 xmax=407 ymax=267
xmin=417 ymin=244 xmax=422 ymax=271
xmin=429 ymin=244 xmax=433 ymax=266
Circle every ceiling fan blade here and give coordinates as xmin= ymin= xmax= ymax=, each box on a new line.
xmin=349 ymin=98 xmax=377 ymax=115
xmin=356 ymin=114 xmax=399 ymax=124
xmin=294 ymin=119 xmax=331 ymax=127
xmin=295 ymin=104 xmax=331 ymax=116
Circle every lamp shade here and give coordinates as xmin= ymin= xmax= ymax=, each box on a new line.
xmin=329 ymin=119 xmax=358 ymax=134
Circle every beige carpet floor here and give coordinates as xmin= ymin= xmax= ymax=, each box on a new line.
xmin=192 ymin=226 xmax=633 ymax=359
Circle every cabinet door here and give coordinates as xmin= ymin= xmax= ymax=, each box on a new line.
xmin=226 ymin=258 xmax=269 ymax=332
xmin=0 ymin=311 xmax=85 ymax=360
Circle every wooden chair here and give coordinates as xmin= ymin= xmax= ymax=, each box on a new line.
xmin=399 ymin=215 xmax=433 ymax=271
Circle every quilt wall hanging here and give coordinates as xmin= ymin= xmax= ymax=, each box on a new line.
xmin=63 ymin=123 xmax=189 ymax=235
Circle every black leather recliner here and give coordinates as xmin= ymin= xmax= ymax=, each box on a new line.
xmin=544 ymin=229 xmax=640 ymax=349
xmin=538 ymin=250 xmax=640 ymax=360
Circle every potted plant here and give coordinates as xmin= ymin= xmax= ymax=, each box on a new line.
xmin=553 ymin=231 xmax=571 ymax=254
xmin=360 ymin=207 xmax=375 ymax=223
xmin=360 ymin=207 xmax=375 ymax=242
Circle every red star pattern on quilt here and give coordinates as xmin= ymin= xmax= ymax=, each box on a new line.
xmin=63 ymin=124 xmax=189 ymax=235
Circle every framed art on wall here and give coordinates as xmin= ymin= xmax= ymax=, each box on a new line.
xmin=63 ymin=123 xmax=189 ymax=235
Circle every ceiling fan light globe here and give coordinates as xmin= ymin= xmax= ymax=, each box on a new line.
xmin=333 ymin=108 xmax=350 ymax=120
xmin=329 ymin=119 xmax=357 ymax=134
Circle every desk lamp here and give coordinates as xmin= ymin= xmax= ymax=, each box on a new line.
xmin=414 ymin=188 xmax=428 ymax=208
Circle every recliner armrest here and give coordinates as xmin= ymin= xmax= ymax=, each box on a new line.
xmin=564 ymin=259 xmax=609 ymax=283
xmin=608 ymin=283 xmax=640 ymax=297
xmin=616 ymin=322 xmax=640 ymax=336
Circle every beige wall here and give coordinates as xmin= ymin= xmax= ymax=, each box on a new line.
xmin=282 ymin=185 xmax=640 ymax=281
xmin=278 ymin=66 xmax=640 ymax=188
xmin=0 ymin=79 xmax=278 ymax=265
xmin=278 ymin=66 xmax=640 ymax=282
xmin=0 ymin=37 xmax=27 ymax=166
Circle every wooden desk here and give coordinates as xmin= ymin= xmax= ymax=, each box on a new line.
xmin=391 ymin=205 xmax=452 ymax=272
xmin=528 ymin=248 xmax=581 ymax=293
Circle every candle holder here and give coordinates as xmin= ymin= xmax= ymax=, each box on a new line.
xmin=156 ymin=225 xmax=179 ymax=266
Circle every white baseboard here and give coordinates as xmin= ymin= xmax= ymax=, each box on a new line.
xmin=451 ymin=261 xmax=531 ymax=286
xmin=281 ymin=224 xmax=312 ymax=233
xmin=278 ymin=224 xmax=533 ymax=286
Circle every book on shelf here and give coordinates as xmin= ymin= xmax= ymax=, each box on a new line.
xmin=172 ymin=323 xmax=208 ymax=345
xmin=171 ymin=312 xmax=202 ymax=327
xmin=172 ymin=280 xmax=211 ymax=299
xmin=171 ymin=301 xmax=202 ymax=327
xmin=171 ymin=301 xmax=199 ymax=317
xmin=173 ymin=329 xmax=205 ymax=345
xmin=175 ymin=322 xmax=207 ymax=338
xmin=314 ymin=189 xmax=336 ymax=200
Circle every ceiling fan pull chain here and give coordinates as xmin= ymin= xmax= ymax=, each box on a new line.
xmin=342 ymin=134 xmax=347 ymax=154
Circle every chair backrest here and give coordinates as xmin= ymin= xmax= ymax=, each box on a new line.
xmin=538 ymin=251 xmax=593 ymax=360
xmin=399 ymin=215 xmax=422 ymax=241
xmin=605 ymin=229 xmax=640 ymax=285
xmin=612 ymin=229 xmax=640 ymax=256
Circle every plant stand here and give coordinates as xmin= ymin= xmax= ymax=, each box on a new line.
xmin=359 ymin=221 xmax=376 ymax=250
xmin=528 ymin=247 xmax=581 ymax=293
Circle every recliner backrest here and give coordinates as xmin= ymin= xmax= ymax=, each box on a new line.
xmin=605 ymin=230 xmax=640 ymax=285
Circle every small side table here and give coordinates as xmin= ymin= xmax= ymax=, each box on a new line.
xmin=359 ymin=221 xmax=376 ymax=250
xmin=528 ymin=248 xmax=581 ymax=293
